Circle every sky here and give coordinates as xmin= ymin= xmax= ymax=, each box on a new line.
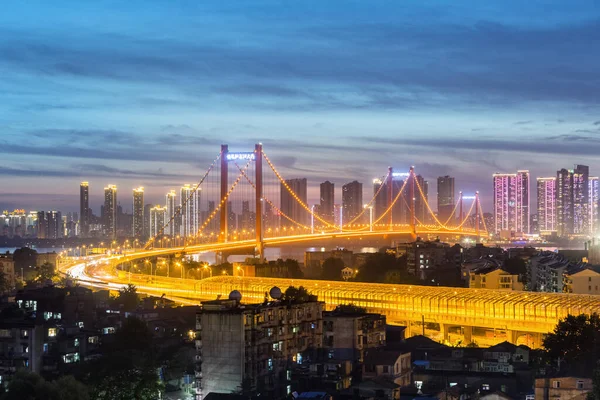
xmin=0 ymin=0 xmax=599 ymax=213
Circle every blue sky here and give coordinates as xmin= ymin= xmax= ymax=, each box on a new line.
xmin=0 ymin=0 xmax=599 ymax=213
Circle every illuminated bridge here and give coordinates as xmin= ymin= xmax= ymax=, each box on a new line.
xmin=129 ymin=143 xmax=489 ymax=260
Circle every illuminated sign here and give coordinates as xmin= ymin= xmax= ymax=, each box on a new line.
xmin=392 ymin=172 xmax=410 ymax=178
xmin=462 ymin=196 xmax=477 ymax=200
xmin=226 ymin=152 xmax=255 ymax=162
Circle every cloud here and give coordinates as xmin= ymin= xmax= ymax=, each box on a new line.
xmin=514 ymin=120 xmax=533 ymax=125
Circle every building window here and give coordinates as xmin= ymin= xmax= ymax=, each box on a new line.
xmin=553 ymin=381 xmax=560 ymax=388
xmin=273 ymin=342 xmax=280 ymax=351
xmin=20 ymin=330 xmax=29 ymax=338
xmin=22 ymin=345 xmax=28 ymax=353
xmin=287 ymin=370 xmax=292 ymax=381
xmin=43 ymin=343 xmax=48 ymax=353
xmin=48 ymin=328 xmax=57 ymax=337
xmin=0 ymin=329 xmax=10 ymax=338
xmin=88 ymin=336 xmax=98 ymax=344
xmin=296 ymin=353 xmax=303 ymax=365
xmin=267 ymin=358 xmax=273 ymax=371
xmin=74 ymin=338 xmax=80 ymax=347
xmin=62 ymin=352 xmax=80 ymax=364
xmin=44 ymin=311 xmax=53 ymax=321
xmin=577 ymin=381 xmax=584 ymax=390
xmin=77 ymin=321 xmax=84 ymax=328
xmin=482 ymin=384 xmax=490 ymax=391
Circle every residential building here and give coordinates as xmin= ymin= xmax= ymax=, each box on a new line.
xmin=342 ymin=181 xmax=363 ymax=225
xmin=103 ymin=185 xmax=117 ymax=238
xmin=132 ymin=187 xmax=144 ymax=239
xmin=590 ymin=176 xmax=599 ymax=235
xmin=537 ymin=177 xmax=556 ymax=235
xmin=557 ymin=165 xmax=590 ymax=236
xmin=564 ymin=267 xmax=600 ymax=294
xmin=493 ymin=171 xmax=529 ymax=234
xmin=36 ymin=211 xmax=63 ymax=239
xmin=280 ymin=178 xmax=308 ymax=227
xmin=150 ymin=206 xmax=166 ymax=238
xmin=528 ymin=251 xmax=588 ymax=293
xmin=323 ymin=307 xmax=386 ymax=362
xmin=396 ymin=239 xmax=449 ymax=279
xmin=0 ymin=254 xmax=15 ymax=288
xmin=79 ymin=182 xmax=90 ymax=237
xmin=437 ymin=176 xmax=455 ymax=224
xmin=180 ymin=184 xmax=200 ymax=238
xmin=196 ymin=289 xmax=323 ymax=399
xmin=165 ymin=190 xmax=177 ymax=237
xmin=363 ymin=349 xmax=411 ymax=387
xmin=319 ymin=181 xmax=334 ymax=224
xmin=535 ymin=377 xmax=592 ymax=400
xmin=469 ymin=267 xmax=523 ymax=290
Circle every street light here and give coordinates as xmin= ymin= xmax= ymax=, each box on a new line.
xmin=176 ymin=262 xmax=182 ymax=279
xmin=201 ymin=265 xmax=213 ymax=279
xmin=236 ymin=266 xmax=245 ymax=277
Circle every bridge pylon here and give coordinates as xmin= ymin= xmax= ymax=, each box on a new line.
xmin=219 ymin=144 xmax=229 ymax=243
xmin=409 ymin=166 xmax=416 ymax=240
xmin=255 ymin=143 xmax=264 ymax=261
xmin=475 ymin=191 xmax=480 ymax=242
xmin=387 ymin=166 xmax=393 ymax=230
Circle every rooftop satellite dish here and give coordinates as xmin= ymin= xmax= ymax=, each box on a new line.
xmin=269 ymin=286 xmax=282 ymax=300
xmin=229 ymin=290 xmax=242 ymax=302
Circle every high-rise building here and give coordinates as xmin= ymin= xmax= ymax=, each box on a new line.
xmin=280 ymin=178 xmax=307 ymax=227
xmin=373 ymin=178 xmax=387 ymax=223
xmin=437 ymin=176 xmax=455 ymax=224
xmin=342 ymin=181 xmax=363 ymax=224
xmin=132 ymin=187 xmax=144 ymax=238
xmin=143 ymin=203 xmax=152 ymax=239
xmin=493 ymin=171 xmax=529 ymax=234
xmin=515 ymin=170 xmax=530 ymax=234
xmin=537 ymin=177 xmax=556 ymax=234
xmin=573 ymin=165 xmax=589 ymax=235
xmin=556 ymin=165 xmax=590 ymax=236
xmin=79 ymin=182 xmax=89 ymax=237
xmin=180 ymin=184 xmax=200 ymax=238
xmin=319 ymin=181 xmax=335 ymax=224
xmin=103 ymin=185 xmax=117 ymax=238
xmin=590 ymin=177 xmax=599 ymax=235
xmin=165 ymin=190 xmax=177 ymax=237
xmin=150 ymin=205 xmax=166 ymax=238
xmin=36 ymin=211 xmax=63 ymax=239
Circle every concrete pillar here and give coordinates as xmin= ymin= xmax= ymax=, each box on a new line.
xmin=463 ymin=326 xmax=473 ymax=345
xmin=507 ymin=330 xmax=519 ymax=345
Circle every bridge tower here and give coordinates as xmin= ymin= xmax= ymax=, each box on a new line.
xmin=409 ymin=166 xmax=416 ymax=238
xmin=459 ymin=191 xmax=463 ymax=232
xmin=255 ymin=143 xmax=264 ymax=261
xmin=475 ymin=191 xmax=480 ymax=241
xmin=387 ymin=166 xmax=393 ymax=230
xmin=219 ymin=144 xmax=229 ymax=243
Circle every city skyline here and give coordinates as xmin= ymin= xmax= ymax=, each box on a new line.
xmin=1 ymin=1 xmax=599 ymax=213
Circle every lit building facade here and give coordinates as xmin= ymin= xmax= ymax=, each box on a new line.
xmin=537 ymin=177 xmax=556 ymax=235
xmin=180 ymin=184 xmax=200 ymax=238
xmin=589 ymin=176 xmax=599 ymax=235
xmin=557 ymin=165 xmax=590 ymax=236
xmin=79 ymin=182 xmax=89 ymax=237
xmin=493 ymin=171 xmax=529 ymax=234
xmin=165 ymin=190 xmax=177 ymax=237
xmin=103 ymin=185 xmax=117 ymax=238
xmin=149 ymin=205 xmax=166 ymax=238
xmin=132 ymin=187 xmax=144 ymax=238
xmin=437 ymin=176 xmax=455 ymax=224
xmin=342 ymin=180 xmax=363 ymax=225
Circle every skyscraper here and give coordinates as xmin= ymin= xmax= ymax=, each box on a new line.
xmin=280 ymin=178 xmax=307 ymax=227
xmin=104 ymin=185 xmax=117 ymax=238
xmin=437 ymin=176 xmax=455 ymax=224
xmin=319 ymin=181 xmax=335 ymax=223
xmin=165 ymin=190 xmax=177 ymax=237
xmin=79 ymin=182 xmax=89 ymax=237
xmin=573 ymin=165 xmax=589 ymax=235
xmin=537 ymin=177 xmax=556 ymax=234
xmin=556 ymin=165 xmax=590 ymax=236
xmin=515 ymin=170 xmax=530 ymax=234
xmin=492 ymin=171 xmax=529 ymax=234
xmin=590 ymin=176 xmax=599 ymax=235
xmin=342 ymin=181 xmax=363 ymax=224
xmin=180 ymin=184 xmax=200 ymax=238
xmin=149 ymin=205 xmax=166 ymax=238
xmin=132 ymin=187 xmax=144 ymax=238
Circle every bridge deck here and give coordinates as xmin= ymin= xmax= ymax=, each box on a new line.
xmin=193 ymin=276 xmax=600 ymax=333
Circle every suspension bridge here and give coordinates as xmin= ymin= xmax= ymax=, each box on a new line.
xmin=66 ymin=144 xmax=599 ymax=347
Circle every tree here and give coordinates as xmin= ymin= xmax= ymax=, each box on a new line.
xmin=588 ymin=364 xmax=600 ymax=400
xmin=12 ymin=247 xmax=37 ymax=279
xmin=83 ymin=317 xmax=162 ymax=400
xmin=281 ymin=286 xmax=317 ymax=303
xmin=36 ymin=261 xmax=57 ymax=283
xmin=543 ymin=313 xmax=600 ymax=377
xmin=333 ymin=304 xmax=366 ymax=314
xmin=320 ymin=257 xmax=345 ymax=280
xmin=0 ymin=271 xmax=11 ymax=294
xmin=279 ymin=258 xmax=303 ymax=278
xmin=355 ymin=252 xmax=410 ymax=283
xmin=113 ymin=283 xmax=139 ymax=311
xmin=0 ymin=370 xmax=89 ymax=400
